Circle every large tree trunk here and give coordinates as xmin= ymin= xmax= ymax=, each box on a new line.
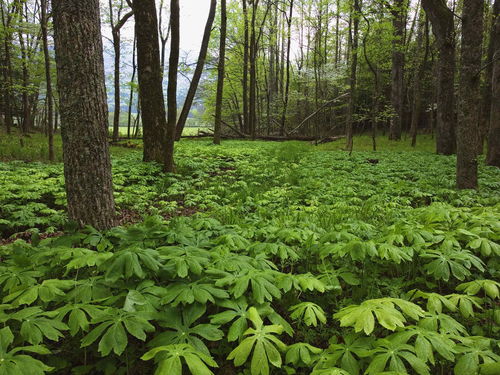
xmin=422 ymin=0 xmax=456 ymax=155
xmin=132 ymin=0 xmax=167 ymax=164
xmin=41 ymin=0 xmax=54 ymax=161
xmin=487 ymin=0 xmax=500 ymax=167
xmin=52 ymin=0 xmax=116 ymax=229
xmin=214 ymin=0 xmax=227 ymax=145
xmin=457 ymin=0 xmax=484 ymax=189
xmin=389 ymin=0 xmax=406 ymax=141
xmin=165 ymin=0 xmax=180 ymax=172
xmin=176 ymin=0 xmax=217 ymax=140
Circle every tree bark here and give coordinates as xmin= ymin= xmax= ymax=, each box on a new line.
xmin=457 ymin=0 xmax=484 ymax=188
xmin=132 ymin=0 xmax=168 ymax=163
xmin=422 ymin=0 xmax=456 ymax=155
xmin=176 ymin=0 xmax=217 ymax=140
xmin=214 ymin=0 xmax=227 ymax=145
xmin=389 ymin=0 xmax=406 ymax=141
xmin=52 ymin=0 xmax=116 ymax=229
xmin=41 ymin=0 xmax=54 ymax=161
xmin=0 ymin=3 xmax=14 ymax=134
xmin=165 ymin=0 xmax=180 ymax=172
xmin=410 ymin=12 xmax=428 ymax=147
xmin=110 ymin=2 xmax=133 ymax=142
xmin=346 ymin=0 xmax=360 ymax=152
xmin=127 ymin=36 xmax=137 ymax=139
xmin=242 ymin=0 xmax=250 ymax=134
xmin=487 ymin=0 xmax=500 ymax=167
xmin=280 ymin=0 xmax=293 ymax=136
xmin=249 ymin=0 xmax=259 ymax=138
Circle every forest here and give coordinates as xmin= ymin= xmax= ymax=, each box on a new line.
xmin=0 ymin=0 xmax=499 ymax=374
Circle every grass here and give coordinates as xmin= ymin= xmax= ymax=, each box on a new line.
xmin=0 ymin=127 xmax=484 ymax=164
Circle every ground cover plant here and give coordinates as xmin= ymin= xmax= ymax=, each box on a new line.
xmin=0 ymin=139 xmax=499 ymax=375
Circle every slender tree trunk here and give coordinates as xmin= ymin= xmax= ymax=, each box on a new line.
xmin=52 ymin=0 xmax=116 ymax=229
xmin=41 ymin=0 xmax=54 ymax=161
xmin=280 ymin=0 xmax=293 ymax=135
xmin=17 ymin=6 xmax=30 ymax=134
xmin=480 ymin=1 xmax=495 ymax=153
xmin=249 ymin=0 xmax=259 ymax=138
xmin=346 ymin=0 xmax=360 ymax=152
xmin=422 ymin=0 xmax=456 ymax=155
xmin=389 ymin=0 xmax=406 ymax=141
xmin=165 ymin=0 xmax=180 ymax=172
xmin=242 ymin=0 xmax=249 ymax=134
xmin=176 ymin=0 xmax=217 ymax=140
xmin=487 ymin=0 xmax=500 ymax=167
xmin=457 ymin=0 xmax=484 ymax=189
xmin=133 ymin=0 xmax=167 ymax=163
xmin=1 ymin=5 xmax=14 ymax=134
xmin=158 ymin=0 xmax=170 ymax=76
xmin=214 ymin=0 xmax=227 ymax=145
xmin=110 ymin=2 xmax=133 ymax=142
xmin=410 ymin=13 xmax=428 ymax=147
xmin=112 ymin=30 xmax=121 ymax=141
xmin=127 ymin=36 xmax=137 ymax=139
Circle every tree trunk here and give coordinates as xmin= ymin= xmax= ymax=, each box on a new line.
xmin=112 ymin=30 xmax=121 ymax=141
xmin=249 ymin=0 xmax=259 ymax=138
xmin=41 ymin=0 xmax=54 ymax=161
xmin=242 ymin=0 xmax=249 ymax=134
xmin=1 ymin=4 xmax=14 ymax=134
xmin=280 ymin=0 xmax=293 ymax=136
xmin=132 ymin=0 xmax=168 ymax=163
xmin=165 ymin=0 xmax=180 ymax=172
xmin=176 ymin=0 xmax=217 ymax=140
xmin=389 ymin=0 xmax=406 ymax=141
xmin=410 ymin=13 xmax=428 ymax=147
xmin=127 ymin=36 xmax=137 ymax=139
xmin=17 ymin=5 xmax=30 ymax=134
xmin=346 ymin=0 xmax=360 ymax=152
xmin=457 ymin=0 xmax=484 ymax=188
xmin=422 ymin=0 xmax=456 ymax=155
xmin=52 ymin=0 xmax=116 ymax=229
xmin=214 ymin=0 xmax=227 ymax=145
xmin=487 ymin=0 xmax=500 ymax=167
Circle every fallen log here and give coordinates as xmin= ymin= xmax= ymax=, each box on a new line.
xmin=288 ymin=93 xmax=349 ymax=134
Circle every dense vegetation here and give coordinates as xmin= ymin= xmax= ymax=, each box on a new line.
xmin=1 ymin=0 xmax=499 ymax=374
xmin=1 ymin=138 xmax=499 ymax=374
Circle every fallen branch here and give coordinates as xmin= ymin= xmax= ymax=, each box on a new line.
xmin=288 ymin=93 xmax=349 ymax=134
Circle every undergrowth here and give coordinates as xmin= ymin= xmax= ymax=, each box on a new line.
xmin=0 ymin=139 xmax=499 ymax=375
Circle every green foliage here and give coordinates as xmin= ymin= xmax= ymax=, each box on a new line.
xmin=227 ymin=307 xmax=286 ymax=375
xmin=0 ymin=140 xmax=499 ymax=374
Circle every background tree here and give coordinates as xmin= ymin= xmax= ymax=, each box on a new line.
xmin=457 ymin=0 xmax=484 ymax=189
xmin=487 ymin=0 xmax=499 ymax=167
xmin=421 ymin=0 xmax=456 ymax=155
xmin=165 ymin=0 xmax=179 ymax=172
xmin=214 ymin=0 xmax=227 ymax=145
xmin=175 ymin=0 xmax=217 ymax=140
xmin=132 ymin=0 xmax=167 ymax=164
xmin=40 ymin=0 xmax=54 ymax=161
xmin=52 ymin=0 xmax=116 ymax=228
xmin=108 ymin=0 xmax=133 ymax=142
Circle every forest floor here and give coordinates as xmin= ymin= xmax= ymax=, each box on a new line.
xmin=0 ymin=130 xmax=499 ymax=374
